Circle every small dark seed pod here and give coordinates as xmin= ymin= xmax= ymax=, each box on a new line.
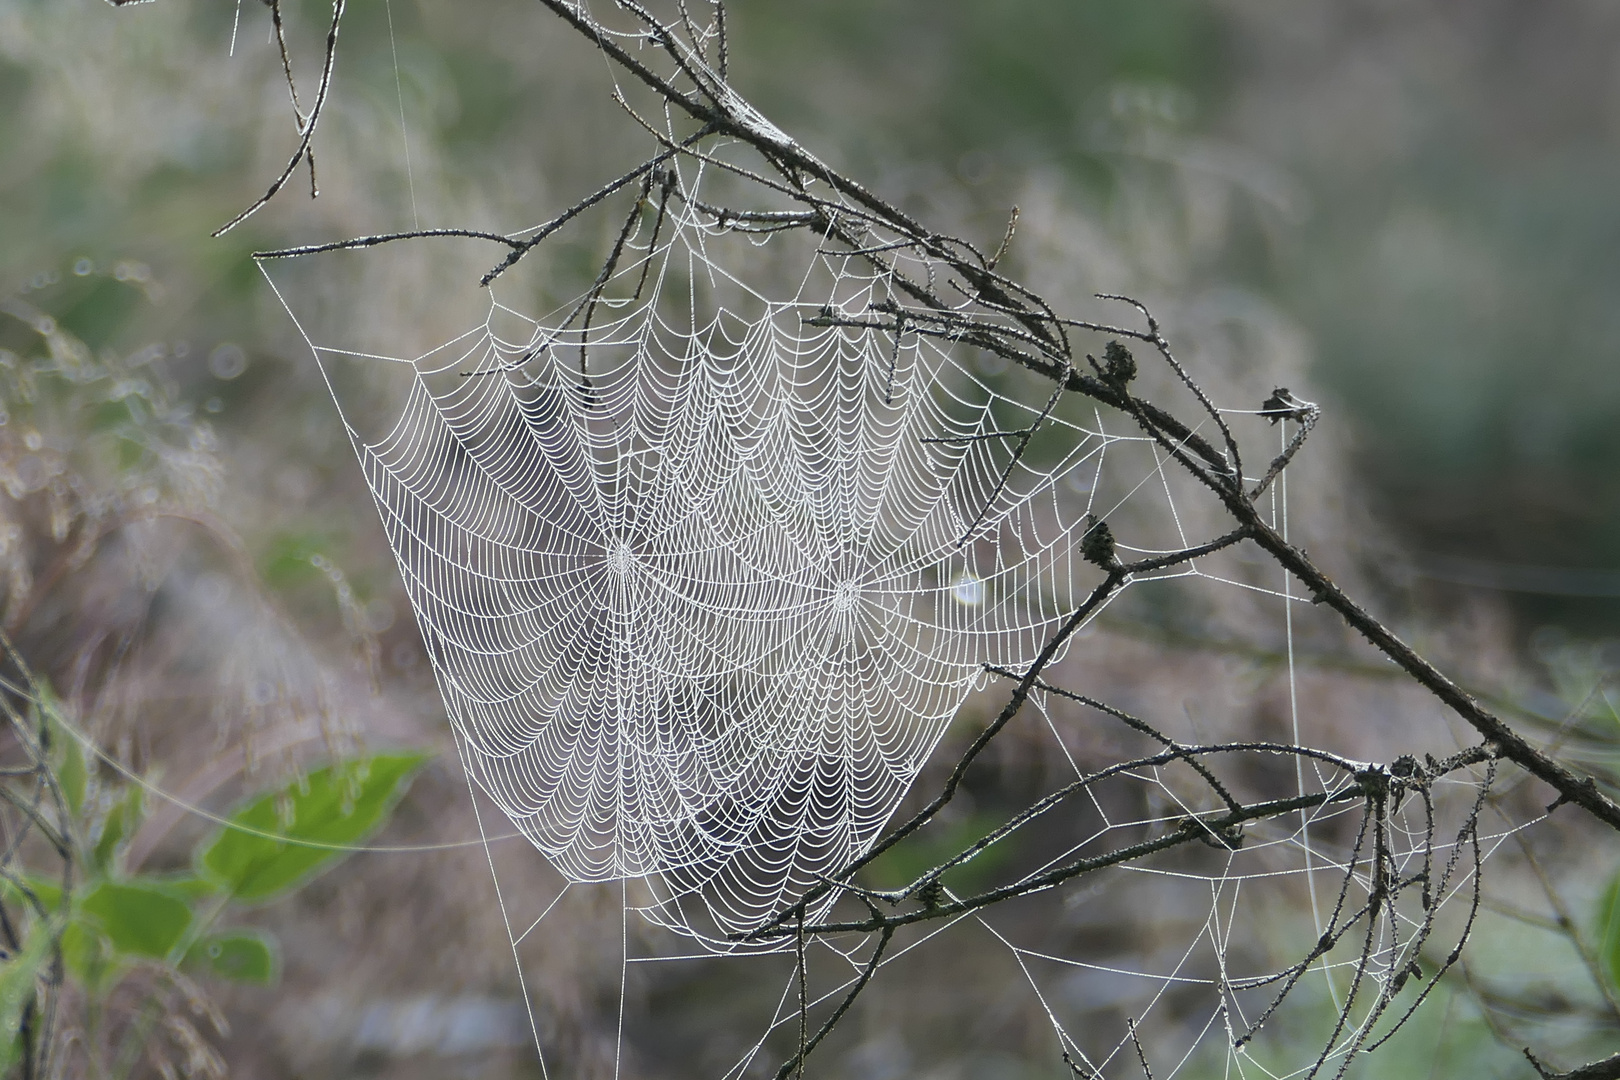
xmin=1103 ymin=340 xmax=1136 ymax=386
xmin=1260 ymin=386 xmax=1312 ymax=424
xmin=1081 ymin=513 xmax=1116 ymax=568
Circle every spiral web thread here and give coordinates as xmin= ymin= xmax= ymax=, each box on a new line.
xmin=258 ymin=6 xmax=1517 ymax=1073
xmin=272 ymin=152 xmax=1171 ymax=945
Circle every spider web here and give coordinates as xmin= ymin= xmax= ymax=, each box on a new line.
xmin=265 ymin=154 xmax=1153 ymax=946
xmin=254 ymin=5 xmax=1514 ymax=1075
xmin=264 ymin=172 xmax=1505 ymax=1079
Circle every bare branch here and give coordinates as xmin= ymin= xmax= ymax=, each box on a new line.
xmin=214 ymin=0 xmax=346 ymax=236
xmin=254 ymin=228 xmax=522 ymax=261
xmin=770 ymin=926 xmax=896 ymax=1080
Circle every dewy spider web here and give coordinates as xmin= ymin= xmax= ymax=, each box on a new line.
xmin=270 ymin=151 xmax=1149 ymax=947
xmin=263 ymin=158 xmax=1506 ymax=1076
xmin=252 ymin=4 xmax=1519 ymax=1075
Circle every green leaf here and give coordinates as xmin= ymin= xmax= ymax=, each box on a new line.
xmin=198 ymin=752 xmax=430 ymax=903
xmin=0 ymin=917 xmax=55 ymax=1072
xmin=38 ymin=692 xmax=87 ymax=820
xmin=0 ymin=874 xmax=66 ymax=916
xmin=92 ymin=786 xmax=142 ymax=874
xmin=57 ymin=735 xmax=86 ymax=821
xmin=184 ymin=930 xmax=278 ymax=985
xmin=79 ymin=880 xmax=193 ymax=960
xmin=139 ymin=873 xmax=220 ymax=902
xmin=1599 ymin=869 xmax=1620 ymax=992
xmin=59 ymin=919 xmax=111 ymax=988
xmin=91 ymin=802 xmax=123 ymax=873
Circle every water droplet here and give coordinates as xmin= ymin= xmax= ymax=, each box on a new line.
xmin=209 ymin=343 xmax=248 ymax=380
xmin=953 ymin=572 xmax=985 ymax=606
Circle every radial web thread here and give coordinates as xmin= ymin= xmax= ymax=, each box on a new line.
xmin=273 ymin=161 xmax=1153 ymax=946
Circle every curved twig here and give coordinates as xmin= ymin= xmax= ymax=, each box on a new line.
xmin=214 ymin=0 xmax=346 ymax=236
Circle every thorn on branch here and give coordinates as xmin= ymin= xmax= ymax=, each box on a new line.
xmin=988 ymin=206 xmax=1019 ymax=270
xmin=1546 ymin=776 xmax=1599 ymax=815
xmin=1128 ymin=1017 xmax=1154 ymax=1080
xmin=1063 ymin=1051 xmax=1098 ymax=1079
xmin=714 ymin=0 xmax=729 ymax=79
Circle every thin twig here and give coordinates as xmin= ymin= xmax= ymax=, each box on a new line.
xmin=771 ymin=926 xmax=895 ymax=1080
xmin=269 ymin=0 xmax=319 ymax=198
xmin=1097 ymin=294 xmax=1242 ymax=487
xmin=482 ymin=129 xmax=711 ymax=285
xmin=254 ymin=228 xmax=521 ymax=261
xmin=1249 ymin=401 xmax=1320 ymax=502
xmin=215 ymin=0 xmax=346 ymax=236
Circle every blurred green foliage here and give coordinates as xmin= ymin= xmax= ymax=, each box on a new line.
xmin=1600 ymin=873 xmax=1620 ymax=993
xmin=730 ymin=0 xmax=1228 ymax=172
xmin=3 ymin=689 xmax=427 ymax=1071
xmin=198 ymin=752 xmax=429 ymax=903
xmin=860 ymin=809 xmax=1015 ymax=897
xmin=14 ymin=697 xmax=426 ymax=980
xmin=0 ymin=919 xmax=54 ymax=1074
